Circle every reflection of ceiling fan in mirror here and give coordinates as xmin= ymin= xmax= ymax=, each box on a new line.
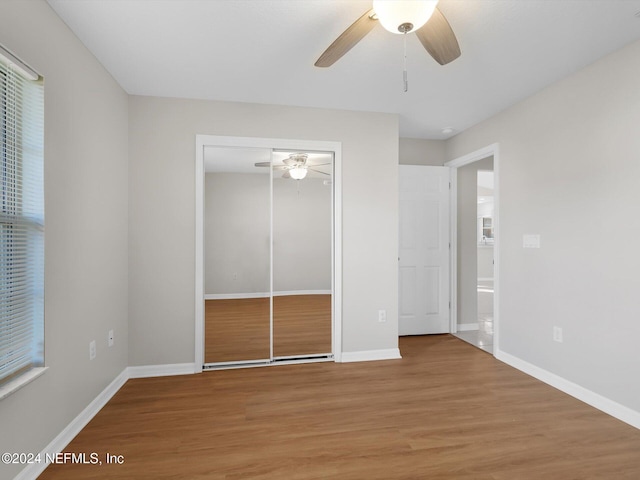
xmin=254 ymin=153 xmax=331 ymax=180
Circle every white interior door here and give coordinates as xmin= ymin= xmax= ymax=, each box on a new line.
xmin=399 ymin=165 xmax=450 ymax=335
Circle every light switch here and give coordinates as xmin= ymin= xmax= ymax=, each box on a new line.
xmin=523 ymin=234 xmax=541 ymax=248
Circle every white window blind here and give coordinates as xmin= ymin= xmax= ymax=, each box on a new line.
xmin=0 ymin=47 xmax=44 ymax=388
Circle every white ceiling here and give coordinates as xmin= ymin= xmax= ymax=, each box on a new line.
xmin=47 ymin=0 xmax=640 ymax=139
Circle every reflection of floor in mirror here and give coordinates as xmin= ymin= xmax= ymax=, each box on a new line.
xmin=454 ymin=280 xmax=493 ymax=354
xmin=273 ymin=294 xmax=332 ymax=357
xmin=205 ymin=294 xmax=331 ymax=364
xmin=205 ymin=297 xmax=270 ymax=363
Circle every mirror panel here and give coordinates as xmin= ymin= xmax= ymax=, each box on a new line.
xmin=204 ymin=147 xmax=271 ymax=363
xmin=272 ymin=151 xmax=333 ymax=357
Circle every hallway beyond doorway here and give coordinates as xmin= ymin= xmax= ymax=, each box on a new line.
xmin=454 ymin=279 xmax=493 ymax=353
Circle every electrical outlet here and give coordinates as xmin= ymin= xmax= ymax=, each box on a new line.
xmin=89 ymin=340 xmax=96 ymax=360
xmin=378 ymin=310 xmax=387 ymax=323
xmin=553 ymin=326 xmax=563 ymax=343
xmin=108 ymin=330 xmax=114 ymax=347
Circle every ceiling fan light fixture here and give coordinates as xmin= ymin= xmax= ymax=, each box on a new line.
xmin=372 ymin=0 xmax=439 ymax=34
xmin=289 ymin=166 xmax=308 ymax=180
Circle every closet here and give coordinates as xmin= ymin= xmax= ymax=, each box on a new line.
xmin=203 ymin=146 xmax=333 ymax=367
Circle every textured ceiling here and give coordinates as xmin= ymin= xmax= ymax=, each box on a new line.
xmin=47 ymin=0 xmax=640 ymax=139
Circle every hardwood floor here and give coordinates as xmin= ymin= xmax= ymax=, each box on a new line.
xmin=40 ymin=335 xmax=640 ymax=479
xmin=205 ymin=295 xmax=331 ymax=363
xmin=205 ymin=297 xmax=270 ymax=363
xmin=273 ymin=294 xmax=331 ymax=357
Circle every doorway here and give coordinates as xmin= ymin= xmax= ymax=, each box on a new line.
xmin=452 ymin=163 xmax=494 ymax=352
xmin=194 ymin=136 xmax=343 ymax=369
xmin=398 ymin=165 xmax=451 ymax=335
xmin=446 ymin=144 xmax=500 ymax=355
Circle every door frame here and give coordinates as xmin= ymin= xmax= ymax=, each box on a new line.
xmin=445 ymin=143 xmax=500 ymax=354
xmin=194 ymin=135 xmax=343 ymax=371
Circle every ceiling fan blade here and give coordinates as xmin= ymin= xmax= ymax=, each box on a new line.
xmin=308 ymin=162 xmax=331 ymax=167
xmin=282 ymin=170 xmax=291 ymax=179
xmin=254 ymin=162 xmax=287 ymax=170
xmin=308 ymin=168 xmax=331 ymax=176
xmin=315 ymin=9 xmax=377 ymax=68
xmin=415 ymin=7 xmax=461 ymax=66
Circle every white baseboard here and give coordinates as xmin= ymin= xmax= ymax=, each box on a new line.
xmin=457 ymin=323 xmax=479 ymax=331
xmin=205 ymin=292 xmax=269 ymax=300
xmin=14 ymin=369 xmax=129 ymax=480
xmin=340 ymin=348 xmax=402 ymax=363
xmin=205 ymin=290 xmax=331 ymax=300
xmin=127 ymin=363 xmax=198 ymax=378
xmin=272 ymin=290 xmax=331 ymax=297
xmin=496 ymin=349 xmax=640 ymax=430
xmin=14 ymin=346 xmax=402 ymax=480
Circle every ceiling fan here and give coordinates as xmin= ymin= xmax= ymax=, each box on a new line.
xmin=315 ymin=0 xmax=460 ymax=68
xmin=254 ymin=153 xmax=331 ymax=180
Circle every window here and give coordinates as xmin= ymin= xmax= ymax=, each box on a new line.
xmin=0 ymin=46 xmax=44 ymax=392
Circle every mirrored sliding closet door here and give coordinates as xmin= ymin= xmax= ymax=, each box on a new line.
xmin=203 ymin=147 xmax=333 ymax=367
xmin=272 ymin=151 xmax=333 ymax=359
xmin=204 ymin=147 xmax=271 ymax=364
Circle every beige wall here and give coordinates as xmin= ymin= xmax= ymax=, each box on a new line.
xmin=273 ymin=177 xmax=332 ymax=293
xmin=4 ymin=4 xmax=639 ymax=474
xmin=446 ymin=39 xmax=640 ymax=413
xmin=205 ymin=172 xmax=270 ymax=295
xmin=399 ymin=137 xmax=446 ymax=166
xmin=204 ymin=173 xmax=331 ymax=295
xmin=0 ymin=1 xmax=129 ymax=478
xmin=129 ymin=96 xmax=399 ymax=365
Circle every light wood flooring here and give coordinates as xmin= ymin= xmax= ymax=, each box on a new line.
xmin=205 ymin=295 xmax=331 ymax=363
xmin=40 ymin=335 xmax=640 ymax=479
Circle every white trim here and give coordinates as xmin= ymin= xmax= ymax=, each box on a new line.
xmin=445 ymin=143 xmax=500 ymax=168
xmin=272 ymin=356 xmax=334 ymax=366
xmin=195 ymin=137 xmax=205 ymax=373
xmin=127 ymin=363 xmax=198 ymax=379
xmin=477 ymin=277 xmax=494 ymax=282
xmin=0 ymin=45 xmax=39 ymax=81
xmin=269 ymin=149 xmax=274 ymax=360
xmin=457 ymin=323 xmax=479 ymax=331
xmin=205 ymin=292 xmax=269 ymax=300
xmin=14 ymin=369 xmax=129 ymax=480
xmin=0 ymin=367 xmax=47 ymax=401
xmin=195 ymin=135 xmax=343 ymax=367
xmin=332 ymin=146 xmax=343 ymax=362
xmin=204 ymin=290 xmax=332 ymax=300
xmin=340 ymin=349 xmax=402 ymax=363
xmin=449 ymin=167 xmax=458 ymax=334
xmin=204 ymin=361 xmax=271 ymax=371
xmin=445 ymin=143 xmax=500 ymax=354
xmin=496 ymin=349 xmax=640 ymax=430
xmin=273 ymin=289 xmax=333 ymax=297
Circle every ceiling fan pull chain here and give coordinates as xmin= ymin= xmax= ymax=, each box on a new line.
xmin=403 ymin=32 xmax=408 ymax=92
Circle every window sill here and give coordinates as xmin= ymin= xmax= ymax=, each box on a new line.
xmin=0 ymin=367 xmax=48 ymax=401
